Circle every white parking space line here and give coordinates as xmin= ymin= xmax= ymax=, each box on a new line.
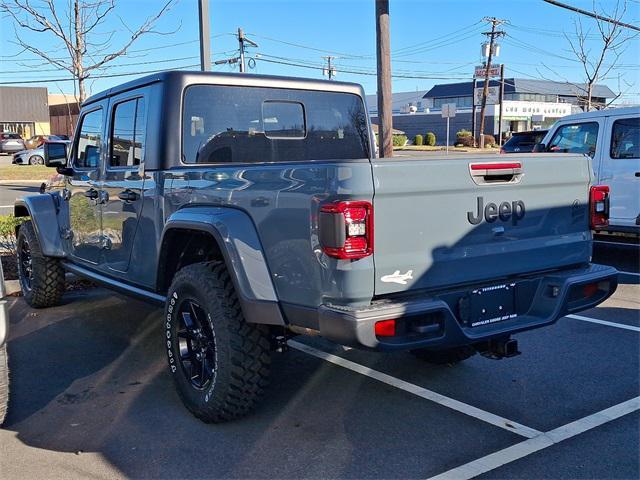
xmin=566 ymin=314 xmax=640 ymax=332
xmin=427 ymin=396 xmax=640 ymax=480
xmin=289 ymin=340 xmax=542 ymax=439
xmin=594 ymin=240 xmax=639 ymax=247
xmin=619 ymin=270 xmax=640 ymax=277
xmin=0 ymin=205 xmax=13 ymax=208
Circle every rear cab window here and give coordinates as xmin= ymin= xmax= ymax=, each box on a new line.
xmin=610 ymin=117 xmax=640 ymax=159
xmin=548 ymin=122 xmax=599 ymax=156
xmin=182 ymin=85 xmax=369 ymax=164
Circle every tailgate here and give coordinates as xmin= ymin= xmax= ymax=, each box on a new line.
xmin=372 ymin=154 xmax=592 ymax=295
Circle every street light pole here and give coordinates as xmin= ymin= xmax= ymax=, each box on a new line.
xmin=198 ymin=0 xmax=211 ymax=71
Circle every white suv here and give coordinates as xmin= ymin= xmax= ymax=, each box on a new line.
xmin=539 ymin=106 xmax=639 ymax=235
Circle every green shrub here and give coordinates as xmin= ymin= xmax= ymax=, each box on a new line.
xmin=392 ymin=134 xmax=408 ymax=147
xmin=456 ymin=129 xmax=472 ymax=138
xmin=0 ymin=214 xmax=27 ymax=256
xmin=414 ymin=134 xmax=424 ymax=146
xmin=425 ymin=132 xmax=436 ymax=146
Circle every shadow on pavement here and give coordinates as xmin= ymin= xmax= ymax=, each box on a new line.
xmin=3 ymin=289 xmax=517 ymax=479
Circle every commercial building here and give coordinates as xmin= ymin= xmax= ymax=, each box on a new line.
xmin=368 ymin=78 xmax=616 ymax=145
xmin=0 ymin=86 xmax=79 ymax=138
xmin=0 ymin=86 xmax=50 ymax=138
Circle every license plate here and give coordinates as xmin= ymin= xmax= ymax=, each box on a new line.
xmin=469 ymin=283 xmax=517 ymax=327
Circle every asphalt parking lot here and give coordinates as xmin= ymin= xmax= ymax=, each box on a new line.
xmin=0 ymin=240 xmax=638 ymax=479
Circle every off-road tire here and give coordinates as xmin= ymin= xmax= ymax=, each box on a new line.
xmin=410 ymin=345 xmax=476 ymax=365
xmin=17 ymin=221 xmax=65 ymax=308
xmin=0 ymin=343 xmax=8 ymax=425
xmin=165 ymin=261 xmax=271 ymax=423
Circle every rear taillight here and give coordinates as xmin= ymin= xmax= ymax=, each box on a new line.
xmin=319 ymin=201 xmax=373 ymax=259
xmin=589 ymin=185 xmax=610 ymax=229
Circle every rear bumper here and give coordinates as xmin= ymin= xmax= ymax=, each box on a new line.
xmin=316 ymin=263 xmax=618 ymax=351
xmin=1 ymin=145 xmax=25 ymax=153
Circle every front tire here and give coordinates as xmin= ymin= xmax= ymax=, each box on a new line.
xmin=17 ymin=221 xmax=65 ymax=308
xmin=165 ymin=261 xmax=271 ymax=423
xmin=410 ymin=345 xmax=476 ymax=365
xmin=29 ymin=155 xmax=44 ymax=165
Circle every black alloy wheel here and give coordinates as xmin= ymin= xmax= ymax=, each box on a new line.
xmin=17 ymin=234 xmax=33 ymax=292
xmin=175 ymin=299 xmax=217 ymax=390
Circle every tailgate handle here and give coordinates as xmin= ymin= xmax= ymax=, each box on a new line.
xmin=469 ymin=162 xmax=523 ymax=185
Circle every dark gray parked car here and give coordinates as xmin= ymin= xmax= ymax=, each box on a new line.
xmin=14 ymin=71 xmax=618 ymax=423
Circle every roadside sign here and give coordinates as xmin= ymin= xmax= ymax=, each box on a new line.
xmin=474 ymin=64 xmax=501 ymax=78
xmin=441 ymin=103 xmax=456 ymax=155
xmin=474 ymin=86 xmax=500 ymax=105
xmin=441 ymin=103 xmax=456 ymax=118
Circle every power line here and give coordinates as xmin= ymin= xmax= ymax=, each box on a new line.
xmin=543 ymin=0 xmax=640 ymax=32
xmin=0 ymin=33 xmax=235 ymax=61
xmin=0 ymin=63 xmax=201 ymax=85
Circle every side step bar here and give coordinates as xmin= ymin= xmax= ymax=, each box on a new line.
xmin=62 ymin=262 xmax=166 ymax=306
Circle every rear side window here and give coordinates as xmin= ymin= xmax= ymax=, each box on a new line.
xmin=182 ymin=85 xmax=369 ymax=164
xmin=110 ymin=97 xmax=146 ymax=167
xmin=75 ymin=108 xmax=103 ymax=169
xmin=505 ymin=131 xmax=546 ymax=148
xmin=610 ymin=117 xmax=639 ymax=159
xmin=547 ymin=122 xmax=599 ymax=156
xmin=1 ymin=133 xmax=21 ymax=140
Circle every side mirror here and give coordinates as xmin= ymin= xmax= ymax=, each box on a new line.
xmin=532 ymin=143 xmax=546 ymax=153
xmin=44 ymin=141 xmax=68 ymax=167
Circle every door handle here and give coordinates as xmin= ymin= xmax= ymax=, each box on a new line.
xmin=118 ymin=189 xmax=138 ymax=202
xmin=635 ymin=172 xmax=640 ymax=177
xmin=83 ymin=188 xmax=99 ymax=200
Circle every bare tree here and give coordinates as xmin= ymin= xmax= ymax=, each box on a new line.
xmin=1 ymin=0 xmax=178 ymax=103
xmin=564 ymin=0 xmax=636 ymax=110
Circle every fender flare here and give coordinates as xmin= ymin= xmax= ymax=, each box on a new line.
xmin=159 ymin=207 xmax=285 ymax=326
xmin=14 ymin=194 xmax=65 ymax=258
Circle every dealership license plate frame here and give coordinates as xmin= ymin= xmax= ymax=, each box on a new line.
xmin=469 ymin=282 xmax=517 ymax=327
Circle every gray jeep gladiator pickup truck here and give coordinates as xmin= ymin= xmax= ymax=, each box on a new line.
xmin=15 ymin=71 xmax=617 ymax=423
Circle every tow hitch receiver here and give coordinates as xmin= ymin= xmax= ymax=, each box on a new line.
xmin=477 ymin=337 xmax=521 ymax=360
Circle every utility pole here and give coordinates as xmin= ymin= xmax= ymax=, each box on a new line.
xmin=376 ymin=0 xmax=393 ymax=158
xmin=198 ymin=0 xmax=211 ymax=71
xmin=471 ymin=77 xmax=477 ymax=146
xmin=237 ymin=27 xmax=258 ymax=73
xmin=322 ymin=56 xmax=337 ymax=80
xmin=498 ymin=63 xmax=505 ymax=146
xmin=478 ymin=17 xmax=505 ymax=148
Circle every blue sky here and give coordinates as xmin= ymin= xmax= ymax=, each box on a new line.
xmin=1 ymin=0 xmax=639 ymax=103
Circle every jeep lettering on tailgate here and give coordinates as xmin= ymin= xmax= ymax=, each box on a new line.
xmin=467 ymin=196 xmax=526 ymax=225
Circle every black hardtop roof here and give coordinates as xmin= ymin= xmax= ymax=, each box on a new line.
xmin=83 ymin=70 xmax=365 ymax=107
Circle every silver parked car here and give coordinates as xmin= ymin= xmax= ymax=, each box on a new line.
xmin=0 ymin=132 xmax=26 ymax=154
xmin=13 ymin=140 xmax=71 ymax=165
xmin=12 ymin=146 xmax=45 ymax=165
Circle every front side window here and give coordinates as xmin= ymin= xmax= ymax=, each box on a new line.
xmin=547 ymin=122 xmax=599 ymax=156
xmin=610 ymin=117 xmax=640 ymax=159
xmin=110 ymin=98 xmax=146 ymax=167
xmin=182 ymin=85 xmax=369 ymax=164
xmin=75 ymin=108 xmax=103 ymax=169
